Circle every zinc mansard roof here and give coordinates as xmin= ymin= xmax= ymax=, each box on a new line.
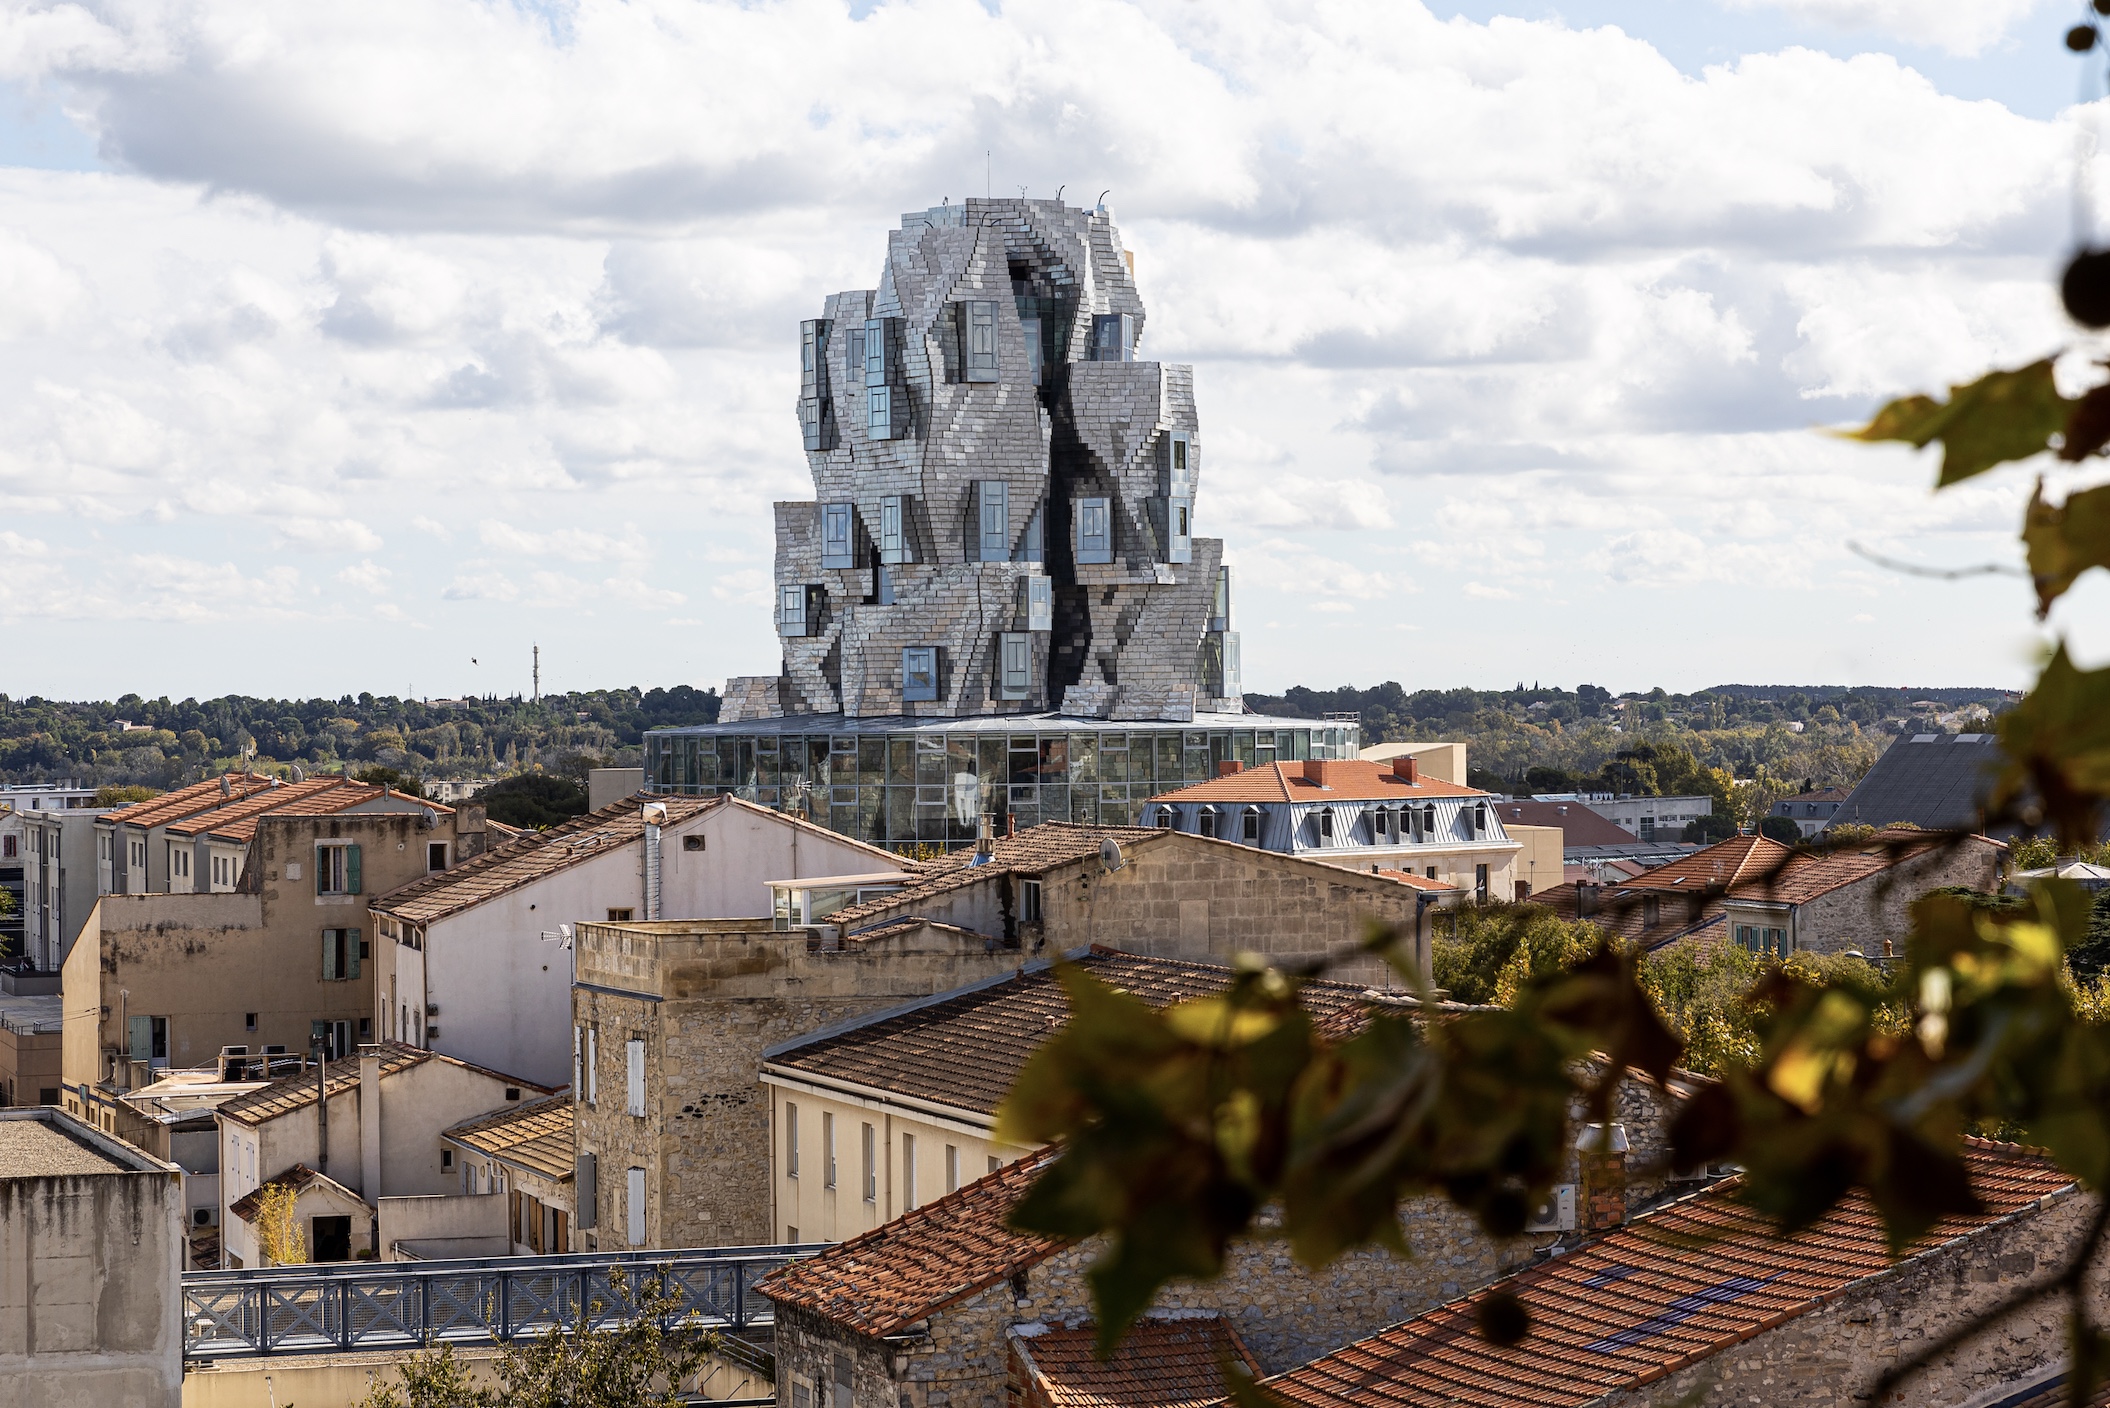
xmin=759 ymin=1148 xmax=1065 ymax=1336
xmin=1151 ymin=760 xmax=1486 ymax=807
xmin=1254 ymin=1140 xmax=2072 ymax=1408
xmin=765 ymin=948 xmax=1381 ymax=1120
xmin=1491 ymin=801 xmax=1635 ymax=849
xmin=824 ymin=823 xmax=1164 ymax=932
xmin=370 ymin=793 xmax=724 ymax=926
xmin=442 ymin=1093 xmax=574 ymax=1181
xmin=1015 ymin=1316 xmax=1263 ymax=1408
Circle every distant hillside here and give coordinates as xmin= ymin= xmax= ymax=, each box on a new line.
xmin=0 ymin=686 xmax=720 ymax=790
xmin=1243 ymin=681 xmax=2016 ymax=801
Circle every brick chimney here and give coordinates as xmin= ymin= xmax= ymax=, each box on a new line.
xmin=1306 ymin=759 xmax=1342 ymax=788
xmin=1392 ymin=755 xmax=1420 ymax=784
xmin=1216 ymin=760 xmax=1244 ymax=777
xmin=1576 ymin=882 xmax=1601 ymax=918
xmin=1576 ymin=1123 xmax=1629 ymax=1231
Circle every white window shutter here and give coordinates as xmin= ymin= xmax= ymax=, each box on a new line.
xmin=626 ymin=1167 xmax=646 ymax=1246
xmin=626 ymin=1039 xmax=645 ymax=1116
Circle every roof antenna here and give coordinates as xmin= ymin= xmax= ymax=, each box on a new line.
xmin=1055 ymin=185 xmax=1064 ymax=201
xmin=1096 ymin=190 xmax=1111 ymax=213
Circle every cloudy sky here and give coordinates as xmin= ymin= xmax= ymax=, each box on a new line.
xmin=2 ymin=0 xmax=2106 ymax=703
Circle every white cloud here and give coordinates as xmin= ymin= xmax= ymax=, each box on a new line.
xmin=1721 ymin=0 xmax=2041 ymax=57
xmin=0 ymin=1 xmax=2085 ymax=693
xmin=336 ymin=558 xmax=390 ymax=592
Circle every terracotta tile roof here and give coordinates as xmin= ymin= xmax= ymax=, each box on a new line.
xmin=228 ymin=1162 xmax=365 ymax=1222
xmin=759 ymin=1148 xmax=1065 ymax=1335
xmin=826 ymin=823 xmax=1164 ymax=933
xmin=1151 ymin=761 xmax=1485 ymax=806
xmin=1492 ymin=801 xmax=1634 ymax=849
xmin=767 ymin=949 xmax=1380 ymax=1120
xmin=1726 ymin=832 xmax=1977 ymax=907
xmin=1373 ymin=870 xmax=1463 ymax=893
xmin=370 ymin=793 xmax=730 ymax=926
xmin=216 ymin=1041 xmax=550 ymax=1126
xmin=162 ymin=777 xmax=436 ymax=843
xmin=1527 ymin=835 xmax=1793 ymax=947
xmin=1257 ymin=1140 xmax=2072 ymax=1408
xmin=1621 ymin=834 xmax=1791 ymax=892
xmin=442 ymin=1093 xmax=573 ymax=1181
xmin=1015 ymin=1316 xmax=1262 ymax=1408
xmin=102 ymin=773 xmax=283 ymax=830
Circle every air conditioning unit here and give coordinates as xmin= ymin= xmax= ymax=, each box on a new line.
xmin=1526 ymin=1184 xmax=1577 ymax=1233
xmin=1671 ymin=1160 xmax=1743 ymax=1182
xmin=426 ymin=1004 xmax=439 ymax=1017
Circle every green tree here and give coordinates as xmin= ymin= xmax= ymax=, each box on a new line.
xmin=479 ymin=772 xmax=588 ymax=829
xmin=353 ymin=765 xmax=425 ymax=797
xmin=94 ymin=784 xmax=159 ymax=806
xmin=1756 ymin=814 xmax=1801 ymax=844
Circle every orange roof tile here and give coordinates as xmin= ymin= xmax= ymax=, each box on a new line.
xmin=102 ymin=773 xmax=283 ymax=830
xmin=1150 ymin=761 xmax=1486 ymax=806
xmin=760 ymin=1149 xmax=1064 ymax=1335
xmin=217 ymin=1041 xmax=550 ymax=1126
xmin=443 ymin=1093 xmax=573 ymax=1181
xmin=159 ymin=777 xmax=366 ymax=841
xmin=1374 ymin=870 xmax=1464 ymax=893
xmin=1016 ymin=1316 xmax=1262 ymax=1408
xmin=1257 ymin=1140 xmax=2072 ymax=1408
xmin=1492 ymin=801 xmax=1635 ymax=848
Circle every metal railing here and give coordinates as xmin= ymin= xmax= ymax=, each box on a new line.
xmin=182 ymin=1244 xmax=822 ymax=1361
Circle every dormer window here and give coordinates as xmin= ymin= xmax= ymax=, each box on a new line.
xmin=1155 ymin=808 xmax=1176 ymax=830
xmin=1198 ymin=808 xmax=1219 ymax=839
xmin=1317 ymin=810 xmax=1334 ymax=843
xmin=1242 ymin=807 xmax=1261 ymax=844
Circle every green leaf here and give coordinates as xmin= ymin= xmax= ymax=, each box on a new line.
xmin=1994 ymin=645 xmax=2110 ymax=849
xmin=1845 ymin=360 xmax=2071 ymax=487
xmin=2024 ymin=480 xmax=2110 ymax=617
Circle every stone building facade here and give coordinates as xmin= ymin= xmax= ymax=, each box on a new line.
xmin=570 ymin=917 xmax=1024 ymax=1250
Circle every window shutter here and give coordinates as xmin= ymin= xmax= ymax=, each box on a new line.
xmin=626 ymin=1038 xmax=645 ymax=1116
xmin=315 ymin=850 xmax=326 ymax=897
xmin=626 ymin=1167 xmax=647 ymax=1246
xmin=322 ymin=931 xmax=339 ymax=981
xmin=347 ymin=929 xmax=361 ymax=980
xmin=510 ymin=1189 xmax=521 ymax=1245
xmin=575 ymin=1152 xmax=597 ymax=1229
xmin=586 ymin=1029 xmax=597 ymax=1104
xmin=128 ymin=1015 xmax=151 ymax=1061
xmin=346 ymin=845 xmax=362 ymax=895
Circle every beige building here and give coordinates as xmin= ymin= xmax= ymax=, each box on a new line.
xmin=214 ymin=1041 xmax=552 ymax=1268
xmin=372 ymin=793 xmax=900 ymax=1088
xmin=1143 ymin=759 xmax=1522 ymax=904
xmin=0 ymin=1106 xmax=185 ymax=1408
xmin=442 ymin=1094 xmax=575 ymax=1256
xmin=62 ymin=799 xmax=494 ymax=1106
xmin=760 ymin=949 xmax=1411 ymax=1245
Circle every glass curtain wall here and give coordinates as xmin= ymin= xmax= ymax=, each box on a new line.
xmin=646 ymin=724 xmax=1356 ymax=850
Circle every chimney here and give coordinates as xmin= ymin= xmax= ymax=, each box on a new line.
xmin=360 ymin=1049 xmax=382 ymax=1201
xmin=1306 ymin=759 xmax=1339 ymax=788
xmin=1392 ymin=755 xmax=1420 ymax=784
xmin=1576 ymin=1122 xmax=1629 ymax=1231
xmin=975 ymin=813 xmax=996 ymax=859
xmin=1216 ymin=760 xmax=1244 ymax=778
xmin=1576 ymin=882 xmax=1600 ymax=918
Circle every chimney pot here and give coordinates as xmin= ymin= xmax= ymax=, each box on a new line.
xmin=1576 ymin=1122 xmax=1629 ymax=1231
xmin=1216 ymin=760 xmax=1244 ymax=777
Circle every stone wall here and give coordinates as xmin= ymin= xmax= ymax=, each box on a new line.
xmin=1608 ymin=1187 xmax=2094 ymax=1407
xmin=573 ymin=920 xmax=1022 ymax=1249
xmin=1791 ymin=838 xmax=2004 ymax=956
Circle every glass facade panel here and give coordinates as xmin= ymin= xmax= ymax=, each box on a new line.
xmin=1068 ymin=735 xmax=1099 ymax=784
xmin=859 ymin=738 xmax=887 ymax=786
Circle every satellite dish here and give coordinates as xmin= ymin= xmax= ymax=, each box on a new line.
xmin=419 ymin=807 xmax=439 ymax=829
xmin=1100 ymin=838 xmax=1126 ymax=873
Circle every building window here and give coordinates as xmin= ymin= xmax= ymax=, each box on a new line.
xmin=779 ymin=584 xmax=815 ymax=637
xmin=977 ymin=480 xmax=1009 ymax=561
xmin=945 ymin=1144 xmax=960 ymax=1193
xmin=879 ymin=495 xmax=909 ymax=564
xmin=316 ymin=844 xmax=360 ymax=895
xmin=1026 ymin=573 xmax=1052 ymax=626
xmin=1198 ymin=809 xmax=1218 ymax=839
xmin=1020 ymin=879 xmax=1043 ymax=922
xmin=1091 ymin=312 xmax=1134 ymax=362
xmin=988 ymin=1155 xmax=1001 ymax=1175
xmin=321 ymin=928 xmax=360 ymax=981
xmin=1317 ymin=811 xmax=1334 ymax=843
xmin=998 ymin=631 xmax=1032 ymax=700
xmin=1155 ymin=809 xmax=1176 ymax=830
xmin=821 ymin=502 xmax=856 ymax=569
xmin=824 ymin=1113 xmax=837 ymax=1188
xmin=626 ymin=1038 xmax=646 ymax=1117
xmin=607 ymin=908 xmax=634 ymax=922
xmin=902 ymin=1132 xmax=918 ymax=1209
xmin=245 ymin=1012 xmax=257 ymax=1032
xmin=903 ymin=647 xmax=940 ymax=703
xmin=442 ymin=1149 xmax=454 ymax=1171
xmin=427 ymin=842 xmax=448 ymax=871
xmin=626 ymin=1167 xmax=646 ymax=1246
xmin=1475 ymin=864 xmax=1489 ymax=901
xmin=1643 ymin=896 xmax=1661 ymax=928
xmin=962 ymin=300 xmax=999 ymax=382
xmin=1242 ymin=808 xmax=1261 ymax=843
xmin=786 ymin=1102 xmax=799 ymax=1179
xmin=1075 ymin=497 xmax=1112 ymax=564
xmin=861 ymin=1123 xmax=877 ymax=1203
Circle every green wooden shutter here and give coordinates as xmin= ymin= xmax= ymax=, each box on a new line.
xmin=322 ymin=931 xmax=338 ymax=981
xmin=347 ymin=930 xmax=360 ymax=979
xmin=346 ymin=845 xmax=362 ymax=895
xmin=128 ymin=1015 xmax=151 ymax=1061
